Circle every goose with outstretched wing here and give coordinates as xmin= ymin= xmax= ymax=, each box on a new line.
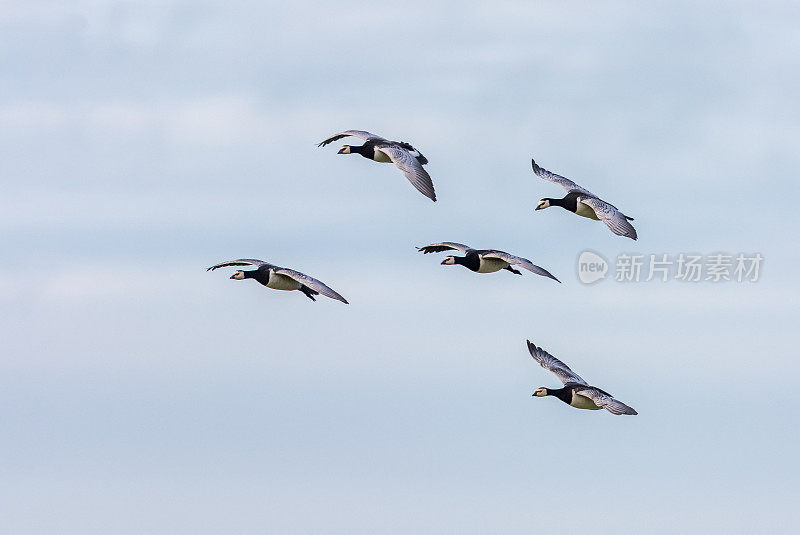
xmin=207 ymin=259 xmax=348 ymax=303
xmin=418 ymin=242 xmax=560 ymax=282
xmin=319 ymin=130 xmax=436 ymax=202
xmin=527 ymin=340 xmax=637 ymax=415
xmin=532 ymin=159 xmax=637 ymax=240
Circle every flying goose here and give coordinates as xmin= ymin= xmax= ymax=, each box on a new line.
xmin=318 ymin=130 xmax=436 ymax=201
xmin=532 ymin=159 xmax=638 ymax=240
xmin=207 ymin=259 xmax=348 ymax=303
xmin=527 ymin=340 xmax=637 ymax=415
xmin=418 ymin=242 xmax=560 ymax=282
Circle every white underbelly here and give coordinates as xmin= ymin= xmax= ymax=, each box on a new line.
xmin=373 ymin=148 xmax=393 ymax=163
xmin=570 ymin=392 xmax=602 ymax=410
xmin=477 ymin=257 xmax=509 ymax=273
xmin=267 ymin=274 xmax=301 ymax=291
xmin=575 ymin=200 xmax=600 ymax=220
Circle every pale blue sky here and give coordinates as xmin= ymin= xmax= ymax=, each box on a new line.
xmin=1 ymin=1 xmax=799 ymax=533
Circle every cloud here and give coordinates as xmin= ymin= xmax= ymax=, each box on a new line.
xmin=0 ymin=96 xmax=272 ymax=145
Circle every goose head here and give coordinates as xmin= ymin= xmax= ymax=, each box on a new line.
xmin=441 ymin=256 xmax=456 ymax=265
xmin=230 ymin=270 xmax=246 ymax=280
xmin=533 ymin=387 xmax=548 ymax=397
xmin=337 ymin=145 xmax=352 ymax=154
xmin=535 ymin=199 xmax=551 ymax=211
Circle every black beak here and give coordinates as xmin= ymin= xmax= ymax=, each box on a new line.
xmin=337 ymin=147 xmax=347 ymax=154
xmin=535 ymin=205 xmax=544 ymax=211
xmin=230 ymin=274 xmax=237 ymax=279
xmin=440 ymin=259 xmax=448 ymax=265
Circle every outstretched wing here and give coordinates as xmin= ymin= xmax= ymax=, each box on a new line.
xmin=531 ymin=159 xmax=595 ymax=196
xmin=317 ymin=130 xmax=388 ymax=147
xmin=272 ymin=268 xmax=349 ymax=304
xmin=397 ymin=142 xmax=428 ymax=165
xmin=526 ymin=340 xmax=588 ymax=386
xmin=207 ymin=259 xmax=275 ymax=271
xmin=481 ymin=251 xmax=560 ymax=282
xmin=377 ymin=144 xmax=437 ymax=202
xmin=579 ymin=197 xmax=638 ymax=240
xmin=417 ymin=242 xmax=473 ymax=254
xmin=574 ymin=387 xmax=638 ymax=415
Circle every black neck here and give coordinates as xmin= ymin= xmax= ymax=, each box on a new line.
xmin=350 ymin=144 xmax=373 ymax=158
xmin=453 ymin=254 xmax=480 ymax=272
xmin=244 ymin=269 xmax=270 ymax=285
xmin=547 ymin=386 xmax=573 ymax=404
xmin=545 ymin=195 xmax=578 ymax=212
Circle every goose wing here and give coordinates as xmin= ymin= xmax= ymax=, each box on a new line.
xmin=417 ymin=242 xmax=473 ymax=254
xmin=526 ymin=340 xmax=588 ymax=386
xmin=531 ymin=159 xmax=595 ymax=196
xmin=272 ymin=268 xmax=349 ymax=304
xmin=481 ymin=251 xmax=561 ymax=282
xmin=574 ymin=387 xmax=638 ymax=415
xmin=396 ymin=142 xmax=428 ymax=165
xmin=317 ymin=130 xmax=388 ymax=147
xmin=578 ymin=197 xmax=638 ymax=240
xmin=376 ymin=144 xmax=437 ymax=202
xmin=207 ymin=259 xmax=276 ymax=271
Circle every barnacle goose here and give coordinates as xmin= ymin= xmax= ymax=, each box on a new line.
xmin=318 ymin=130 xmax=436 ymax=201
xmin=207 ymin=259 xmax=348 ymax=303
xmin=527 ymin=340 xmax=637 ymax=415
xmin=418 ymin=242 xmax=560 ymax=282
xmin=532 ymin=159 xmax=638 ymax=240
